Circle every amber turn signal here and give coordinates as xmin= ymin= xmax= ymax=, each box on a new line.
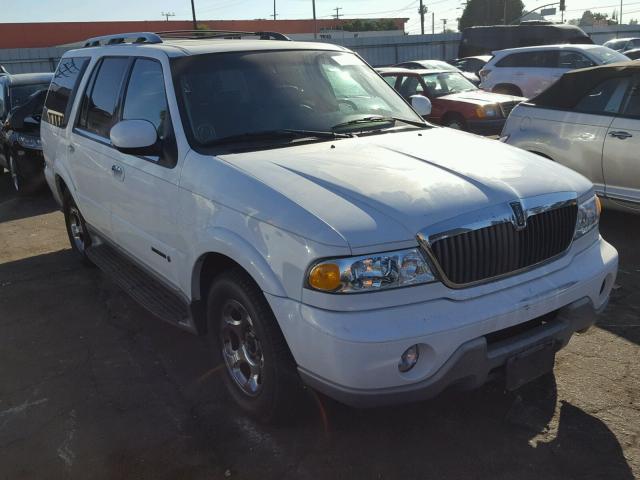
xmin=308 ymin=263 xmax=341 ymax=291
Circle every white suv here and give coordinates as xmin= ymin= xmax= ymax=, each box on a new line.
xmin=42 ymin=31 xmax=618 ymax=421
xmin=480 ymin=44 xmax=629 ymax=98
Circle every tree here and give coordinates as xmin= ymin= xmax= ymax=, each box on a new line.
xmin=578 ymin=10 xmax=618 ymax=26
xmin=459 ymin=0 xmax=525 ymax=30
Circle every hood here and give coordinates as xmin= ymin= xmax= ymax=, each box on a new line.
xmin=215 ymin=128 xmax=592 ymax=250
xmin=439 ymin=90 xmax=524 ymax=106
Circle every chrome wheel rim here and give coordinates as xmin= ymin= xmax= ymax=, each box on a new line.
xmin=68 ymin=206 xmax=86 ymax=252
xmin=8 ymin=155 xmax=19 ymax=191
xmin=220 ymin=299 xmax=264 ymax=396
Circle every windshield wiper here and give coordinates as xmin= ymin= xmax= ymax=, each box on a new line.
xmin=331 ymin=115 xmax=426 ymax=131
xmin=202 ymin=129 xmax=352 ymax=147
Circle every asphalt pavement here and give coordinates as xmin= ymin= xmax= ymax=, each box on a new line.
xmin=0 ymin=173 xmax=638 ymax=479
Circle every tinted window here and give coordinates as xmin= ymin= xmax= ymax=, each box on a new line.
xmin=44 ymin=57 xmax=89 ymax=128
xmin=558 ymin=51 xmax=594 ymax=69
xmin=11 ymin=83 xmax=50 ymax=110
xmin=496 ymin=51 xmax=557 ymax=68
xmin=623 ymin=84 xmax=640 ymax=117
xmin=79 ymin=57 xmax=129 ymax=138
xmin=631 ymin=39 xmax=640 ymax=48
xmin=123 ymin=59 xmax=168 ymax=136
xmin=575 ymin=78 xmax=630 ymax=114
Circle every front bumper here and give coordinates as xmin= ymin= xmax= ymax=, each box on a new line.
xmin=467 ymin=118 xmax=506 ymax=136
xmin=266 ymin=237 xmax=618 ymax=407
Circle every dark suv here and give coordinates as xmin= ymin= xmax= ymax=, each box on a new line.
xmin=0 ymin=72 xmax=53 ymax=193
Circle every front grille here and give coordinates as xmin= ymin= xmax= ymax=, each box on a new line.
xmin=500 ymin=101 xmax=520 ymax=117
xmin=429 ymin=204 xmax=577 ymax=286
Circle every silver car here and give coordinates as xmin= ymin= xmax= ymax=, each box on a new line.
xmin=501 ymin=61 xmax=640 ymax=212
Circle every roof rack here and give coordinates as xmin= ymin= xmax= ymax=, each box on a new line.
xmin=156 ymin=30 xmax=291 ymax=41
xmin=83 ymin=32 xmax=162 ymax=48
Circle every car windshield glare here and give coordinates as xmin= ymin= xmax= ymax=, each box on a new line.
xmin=171 ymin=50 xmax=424 ymax=149
xmin=588 ymin=47 xmax=630 ymax=64
xmin=421 ymin=72 xmax=476 ymax=97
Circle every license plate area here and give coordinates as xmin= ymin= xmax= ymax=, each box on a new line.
xmin=505 ymin=342 xmax=556 ymax=391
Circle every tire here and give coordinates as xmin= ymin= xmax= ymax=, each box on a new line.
xmin=63 ymin=191 xmax=94 ymax=266
xmin=443 ymin=114 xmax=467 ymax=131
xmin=493 ymin=84 xmax=523 ymax=97
xmin=8 ymin=153 xmax=36 ymax=196
xmin=207 ymin=267 xmax=303 ymax=422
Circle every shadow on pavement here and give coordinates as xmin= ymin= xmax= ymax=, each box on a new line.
xmin=599 ymin=208 xmax=640 ymax=346
xmin=0 ymin=174 xmax=57 ymax=224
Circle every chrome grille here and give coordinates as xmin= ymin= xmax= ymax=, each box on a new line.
xmin=427 ymin=204 xmax=578 ymax=286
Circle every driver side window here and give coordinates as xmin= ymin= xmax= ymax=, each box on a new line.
xmin=398 ymin=76 xmax=424 ymax=100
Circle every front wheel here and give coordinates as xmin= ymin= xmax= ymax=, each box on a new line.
xmin=207 ymin=268 xmax=303 ymax=422
xmin=444 ymin=115 xmax=467 ymax=131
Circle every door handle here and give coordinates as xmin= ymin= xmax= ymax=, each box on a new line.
xmin=609 ymin=131 xmax=633 ymax=139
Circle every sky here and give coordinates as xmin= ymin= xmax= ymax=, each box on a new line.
xmin=0 ymin=0 xmax=638 ymax=35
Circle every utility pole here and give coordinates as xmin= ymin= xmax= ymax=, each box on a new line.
xmin=503 ymin=0 xmax=508 ymax=25
xmin=441 ymin=18 xmax=447 ymax=33
xmin=419 ymin=0 xmax=427 ymax=35
xmin=312 ymin=0 xmax=318 ymax=39
xmin=161 ymin=11 xmax=175 ymax=21
xmin=271 ymin=0 xmax=277 ymax=20
xmin=334 ymin=7 xmax=342 ymax=19
xmin=190 ymin=0 xmax=197 ymax=30
xmin=620 ymin=0 xmax=623 ymax=24
xmin=432 ymin=11 xmax=435 ymax=34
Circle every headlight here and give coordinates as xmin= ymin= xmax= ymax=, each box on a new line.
xmin=476 ymin=105 xmax=499 ymax=118
xmin=574 ymin=195 xmax=601 ymax=239
xmin=16 ymin=133 xmax=42 ymax=150
xmin=307 ymin=248 xmax=435 ymax=293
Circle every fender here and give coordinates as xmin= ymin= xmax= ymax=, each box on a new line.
xmin=190 ymin=226 xmax=288 ymax=301
xmin=52 ymin=161 xmax=79 ymax=205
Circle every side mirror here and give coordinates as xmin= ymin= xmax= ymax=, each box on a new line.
xmin=410 ymin=95 xmax=432 ymax=117
xmin=110 ymin=119 xmax=159 ymax=156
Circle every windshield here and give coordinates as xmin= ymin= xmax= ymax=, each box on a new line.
xmin=10 ymin=83 xmax=50 ymax=110
xmin=421 ymin=72 xmax=477 ymax=97
xmin=589 ymin=47 xmax=630 ymax=64
xmin=605 ymin=40 xmax=627 ymax=51
xmin=171 ymin=50 xmax=423 ymax=149
xmin=424 ymin=61 xmax=457 ymax=71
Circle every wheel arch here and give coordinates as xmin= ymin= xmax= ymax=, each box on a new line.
xmin=492 ymin=83 xmax=523 ymax=96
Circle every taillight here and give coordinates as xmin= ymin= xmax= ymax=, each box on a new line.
xmin=479 ymin=69 xmax=491 ymax=78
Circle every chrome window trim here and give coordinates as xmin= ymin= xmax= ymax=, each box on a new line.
xmin=416 ymin=191 xmax=579 ymax=290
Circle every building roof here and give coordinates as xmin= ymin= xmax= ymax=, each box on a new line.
xmin=0 ymin=19 xmax=408 ymax=49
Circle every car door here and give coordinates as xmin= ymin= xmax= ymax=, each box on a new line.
xmin=108 ymin=57 xmax=182 ymax=286
xmin=69 ymin=56 xmax=130 ymax=236
xmin=602 ymin=75 xmax=640 ymax=211
xmin=555 ymin=76 xmax=632 ymax=193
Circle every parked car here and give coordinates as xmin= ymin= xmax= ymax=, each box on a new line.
xmin=448 ymin=55 xmax=492 ymax=76
xmin=460 ymin=24 xmax=593 ymax=58
xmin=0 ymin=72 xmax=53 ymax=193
xmin=502 ymin=62 xmax=640 ymax=212
xmin=603 ymin=37 xmax=640 ymax=53
xmin=479 ymin=44 xmax=629 ymax=98
xmin=394 ymin=59 xmax=480 ymax=85
xmin=623 ymin=48 xmax=640 ymax=60
xmin=379 ymin=67 xmax=524 ymax=135
xmin=43 ymin=31 xmax=617 ymax=421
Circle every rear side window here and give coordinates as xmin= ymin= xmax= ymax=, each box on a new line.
xmin=78 ymin=57 xmax=129 ymax=138
xmin=622 ymin=84 xmax=640 ymax=118
xmin=558 ymin=51 xmax=594 ymax=69
xmin=496 ymin=51 xmax=557 ymax=68
xmin=43 ymin=57 xmax=90 ymax=128
xmin=575 ymin=77 xmax=630 ymax=115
